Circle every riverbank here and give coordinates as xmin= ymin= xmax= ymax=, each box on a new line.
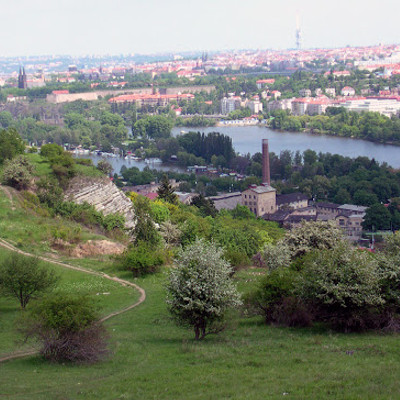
xmin=293 ymin=127 xmax=400 ymax=147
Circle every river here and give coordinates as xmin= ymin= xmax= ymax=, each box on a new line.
xmin=73 ymin=153 xmax=186 ymax=174
xmin=172 ymin=126 xmax=400 ymax=168
xmin=74 ymin=126 xmax=400 ymax=173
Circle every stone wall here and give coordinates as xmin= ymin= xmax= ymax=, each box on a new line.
xmin=47 ymin=85 xmax=215 ymax=104
xmin=64 ymin=177 xmax=135 ymax=228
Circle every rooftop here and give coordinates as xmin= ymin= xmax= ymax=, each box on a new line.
xmin=338 ymin=204 xmax=368 ymax=212
xmin=276 ymin=192 xmax=308 ymax=205
xmin=246 ymin=184 xmax=276 ymax=194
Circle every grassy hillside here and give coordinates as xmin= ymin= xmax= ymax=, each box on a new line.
xmin=1 ymin=158 xmax=400 ymax=399
xmin=0 ymin=187 xmax=108 ymax=254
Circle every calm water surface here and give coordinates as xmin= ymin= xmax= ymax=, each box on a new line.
xmin=172 ymin=126 xmax=400 ymax=168
xmin=75 ymin=126 xmax=400 ymax=173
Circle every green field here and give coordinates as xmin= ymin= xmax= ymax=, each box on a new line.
xmin=1 ymin=265 xmax=400 ymax=399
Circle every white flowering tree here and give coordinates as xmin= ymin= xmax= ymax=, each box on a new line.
xmin=166 ymin=239 xmax=242 ymax=340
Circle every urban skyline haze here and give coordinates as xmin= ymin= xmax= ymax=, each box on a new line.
xmin=1 ymin=0 xmax=399 ymax=56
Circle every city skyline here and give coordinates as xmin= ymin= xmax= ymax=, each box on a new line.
xmin=0 ymin=0 xmax=399 ymax=57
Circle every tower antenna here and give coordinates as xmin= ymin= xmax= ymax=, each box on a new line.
xmin=296 ymin=12 xmax=303 ymax=50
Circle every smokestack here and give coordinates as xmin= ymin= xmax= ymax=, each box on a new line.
xmin=262 ymin=139 xmax=270 ymax=185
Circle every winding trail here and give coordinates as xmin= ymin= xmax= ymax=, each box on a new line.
xmin=0 ymin=237 xmax=146 ymax=363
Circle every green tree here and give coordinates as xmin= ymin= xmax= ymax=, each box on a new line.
xmin=0 ymin=128 xmax=25 ymax=165
xmin=362 ymin=203 xmax=392 ymax=231
xmin=0 ymin=253 xmax=59 ymax=309
xmin=166 ymin=239 xmax=242 ymax=340
xmin=132 ymin=195 xmax=161 ymax=245
xmin=157 ymin=174 xmax=178 ymax=204
xmin=0 ymin=111 xmax=13 ymax=128
xmin=191 ymin=194 xmax=217 ymax=217
xmin=97 ymin=160 xmax=113 ymax=176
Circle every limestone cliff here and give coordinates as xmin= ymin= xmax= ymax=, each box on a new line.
xmin=64 ymin=177 xmax=135 ymax=228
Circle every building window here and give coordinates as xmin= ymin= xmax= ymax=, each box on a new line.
xmin=339 ymin=219 xmax=345 ymax=226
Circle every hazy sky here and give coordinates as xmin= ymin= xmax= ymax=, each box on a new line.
xmin=1 ymin=0 xmax=399 ymax=56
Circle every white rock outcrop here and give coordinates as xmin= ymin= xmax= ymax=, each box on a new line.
xmin=65 ymin=177 xmax=135 ymax=228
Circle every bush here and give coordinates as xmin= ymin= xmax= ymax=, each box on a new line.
xmin=75 ymin=158 xmax=93 ymax=166
xmin=297 ymin=243 xmax=384 ymax=331
xmin=284 ymin=220 xmax=344 ymax=260
xmin=36 ymin=177 xmax=63 ymax=208
xmin=21 ymin=294 xmax=108 ymax=363
xmin=118 ymin=241 xmax=165 ymax=277
xmin=254 ymin=242 xmax=291 ymax=271
xmin=249 ymin=267 xmax=298 ymax=323
xmin=40 ymin=144 xmax=64 ymax=159
xmin=54 ymin=201 xmax=124 ymax=233
xmin=149 ymin=200 xmax=170 ymax=224
xmin=224 ymin=249 xmax=249 ymax=269
xmin=2 ymin=155 xmax=35 ymax=190
xmin=271 ymin=296 xmax=313 ymax=327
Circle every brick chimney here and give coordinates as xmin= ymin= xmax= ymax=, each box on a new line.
xmin=262 ymin=139 xmax=270 ymax=185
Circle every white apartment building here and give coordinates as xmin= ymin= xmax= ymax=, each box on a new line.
xmin=247 ymin=98 xmax=263 ymax=114
xmin=342 ymin=98 xmax=400 ymax=117
xmin=267 ymin=98 xmax=294 ymax=112
xmin=221 ymin=96 xmax=241 ymax=115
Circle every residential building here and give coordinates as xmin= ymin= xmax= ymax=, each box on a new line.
xmin=271 ymin=90 xmax=281 ymax=99
xmin=341 ymin=86 xmax=356 ymax=96
xmin=221 ymin=96 xmax=241 ymax=115
xmin=267 ymin=98 xmax=294 ymax=112
xmin=247 ymin=96 xmax=263 ymax=114
xmin=299 ymin=88 xmax=311 ymax=97
xmin=335 ymin=213 xmax=365 ymax=241
xmin=276 ymin=192 xmax=309 ymax=210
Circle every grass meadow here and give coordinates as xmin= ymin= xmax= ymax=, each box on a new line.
xmin=1 ymin=262 xmax=400 ymax=399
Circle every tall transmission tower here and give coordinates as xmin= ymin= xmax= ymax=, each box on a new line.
xmin=296 ymin=13 xmax=303 ymax=50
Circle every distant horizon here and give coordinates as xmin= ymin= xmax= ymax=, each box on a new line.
xmin=3 ymin=42 xmax=400 ymax=60
xmin=1 ymin=0 xmax=399 ymax=58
